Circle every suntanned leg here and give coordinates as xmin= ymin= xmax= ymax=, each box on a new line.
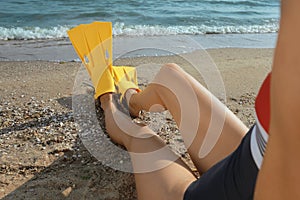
xmin=100 ymin=94 xmax=196 ymax=200
xmin=127 ymin=63 xmax=248 ymax=173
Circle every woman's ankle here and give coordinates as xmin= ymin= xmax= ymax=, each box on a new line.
xmin=99 ymin=93 xmax=113 ymax=110
xmin=125 ymin=89 xmax=141 ymax=117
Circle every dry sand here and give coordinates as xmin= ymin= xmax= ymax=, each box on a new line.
xmin=0 ymin=48 xmax=273 ymax=199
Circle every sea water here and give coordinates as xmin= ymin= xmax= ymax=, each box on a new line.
xmin=0 ymin=0 xmax=280 ymax=61
xmin=0 ymin=0 xmax=280 ymax=40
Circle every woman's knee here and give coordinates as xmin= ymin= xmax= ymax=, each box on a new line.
xmin=156 ymin=63 xmax=186 ymax=81
xmin=152 ymin=64 xmax=183 ymax=87
xmin=162 ymin=63 xmax=183 ymax=72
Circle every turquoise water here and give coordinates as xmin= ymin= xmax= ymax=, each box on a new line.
xmin=0 ymin=0 xmax=280 ymax=40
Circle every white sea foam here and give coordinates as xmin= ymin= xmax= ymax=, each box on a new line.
xmin=0 ymin=23 xmax=279 ymax=40
xmin=0 ymin=26 xmax=70 ymax=40
xmin=113 ymin=23 xmax=279 ymax=36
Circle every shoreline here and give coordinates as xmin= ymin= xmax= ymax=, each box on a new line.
xmin=0 ymin=33 xmax=276 ymax=62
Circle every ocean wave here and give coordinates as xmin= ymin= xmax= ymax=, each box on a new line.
xmin=0 ymin=26 xmax=70 ymax=40
xmin=113 ymin=23 xmax=279 ymax=36
xmin=0 ymin=23 xmax=279 ymax=40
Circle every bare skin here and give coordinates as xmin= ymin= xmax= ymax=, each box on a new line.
xmin=127 ymin=63 xmax=248 ymax=173
xmin=98 ymin=1 xmax=300 ymax=198
xmin=100 ymin=63 xmax=248 ymax=199
xmin=254 ymin=0 xmax=300 ymax=199
xmin=100 ymin=94 xmax=196 ymax=200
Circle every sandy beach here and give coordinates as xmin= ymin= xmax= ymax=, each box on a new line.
xmin=0 ymin=48 xmax=273 ymax=199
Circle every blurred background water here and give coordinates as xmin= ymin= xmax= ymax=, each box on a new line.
xmin=0 ymin=0 xmax=280 ymax=40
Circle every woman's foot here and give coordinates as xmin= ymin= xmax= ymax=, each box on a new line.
xmin=125 ymin=88 xmax=166 ymax=117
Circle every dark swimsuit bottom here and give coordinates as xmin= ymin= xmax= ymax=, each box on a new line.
xmin=184 ymin=125 xmax=258 ymax=200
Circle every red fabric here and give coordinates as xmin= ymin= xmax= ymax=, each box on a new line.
xmin=255 ymin=73 xmax=271 ymax=134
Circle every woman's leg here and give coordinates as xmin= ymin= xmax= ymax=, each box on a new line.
xmin=255 ymin=1 xmax=300 ymax=199
xmin=100 ymin=94 xmax=196 ymax=200
xmin=127 ymin=63 xmax=248 ymax=173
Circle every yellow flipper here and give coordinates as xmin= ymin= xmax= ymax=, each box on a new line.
xmin=68 ymin=21 xmax=140 ymax=99
xmin=68 ymin=22 xmax=113 ymax=98
xmin=113 ymin=66 xmax=141 ymax=100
